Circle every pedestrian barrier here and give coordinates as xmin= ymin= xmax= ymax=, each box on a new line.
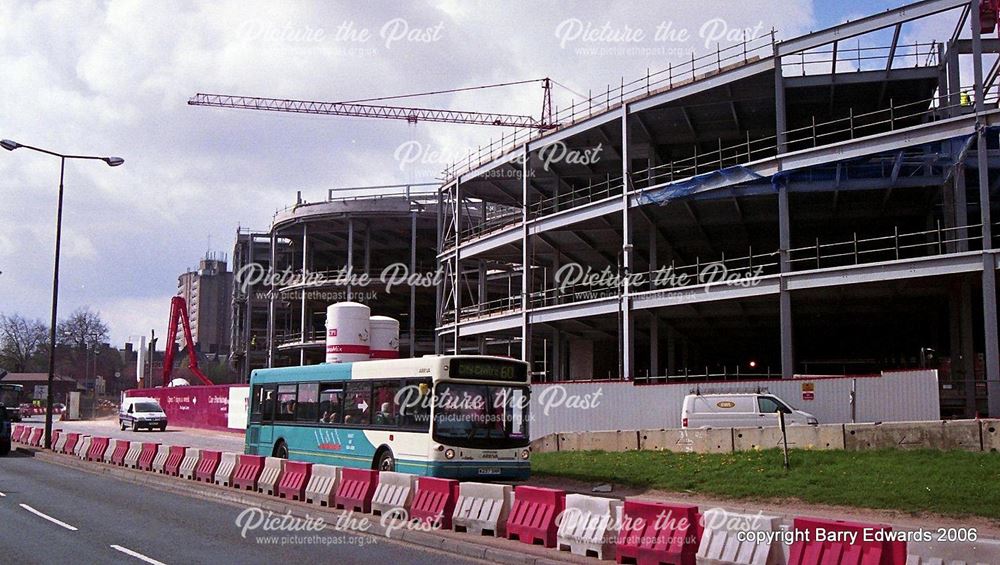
xmin=453 ymin=482 xmax=512 ymax=537
xmin=179 ymin=448 xmax=201 ymax=480
xmin=697 ymin=508 xmax=783 ymax=565
xmin=213 ymin=452 xmax=238 ymax=486
xmin=86 ymin=436 xmax=110 ymax=462
xmin=231 ymin=455 xmax=265 ymax=490
xmin=62 ymin=432 xmax=80 ymax=455
xmin=151 ymin=447 xmax=170 ymax=474
xmin=304 ymin=464 xmax=341 ymax=506
xmin=195 ymin=450 xmax=222 ymax=482
xmin=75 ymin=435 xmax=91 ymax=458
xmin=506 ymin=485 xmax=567 ymax=548
xmin=29 ymin=427 xmax=44 ymax=447
xmin=557 ymin=493 xmax=623 ymax=560
xmin=256 ymin=457 xmax=286 ymax=496
xmin=788 ymin=516 xmax=906 ymax=565
xmin=11 ymin=424 xmax=22 ymax=443
xmin=124 ymin=442 xmax=143 ymax=469
xmin=53 ymin=431 xmax=69 ymax=454
xmin=138 ymin=443 xmax=160 ymax=471
xmin=335 ymin=468 xmax=379 ymax=513
xmin=277 ymin=461 xmax=312 ymax=501
xmin=111 ymin=440 xmax=131 ymax=466
xmin=51 ymin=429 xmax=62 ymax=449
xmin=102 ymin=439 xmax=119 ymax=463
xmin=410 ymin=477 xmax=459 ymax=529
xmin=163 ymin=445 xmax=187 ymax=476
xmin=616 ymin=499 xmax=700 ymax=565
xmin=371 ymin=471 xmax=415 ymax=516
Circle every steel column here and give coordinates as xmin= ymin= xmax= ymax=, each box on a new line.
xmin=521 ymin=146 xmax=532 ymax=364
xmin=300 ymin=224 xmax=308 ymax=366
xmin=410 ymin=211 xmax=417 ymax=357
xmin=621 ymin=107 xmax=634 ymax=380
xmin=267 ymin=230 xmax=277 ymax=368
xmin=778 ymin=179 xmax=794 ymax=378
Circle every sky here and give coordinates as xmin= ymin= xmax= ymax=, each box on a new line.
xmin=0 ymin=0 xmax=965 ymax=348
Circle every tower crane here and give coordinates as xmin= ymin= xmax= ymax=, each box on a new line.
xmin=189 ymin=78 xmax=558 ymax=129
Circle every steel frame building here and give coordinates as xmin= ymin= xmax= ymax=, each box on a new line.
xmin=435 ymin=0 xmax=1000 ymax=417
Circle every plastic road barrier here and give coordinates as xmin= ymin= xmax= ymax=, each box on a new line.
xmin=151 ymin=447 xmax=170 ymax=474
xmin=163 ymin=445 xmax=187 ymax=476
xmin=305 ymin=464 xmax=341 ymax=506
xmin=616 ymin=499 xmax=700 ymax=565
xmin=697 ymin=509 xmax=783 ymax=565
xmin=371 ymin=471 xmax=415 ymax=516
xmin=124 ymin=442 xmax=143 ymax=469
xmin=102 ymin=439 xmax=119 ymax=463
xmin=111 ymin=440 xmax=132 ymax=466
xmin=213 ymin=452 xmax=238 ymax=486
xmin=11 ymin=424 xmax=22 ymax=443
xmin=179 ymin=448 xmax=201 ymax=480
xmin=18 ymin=425 xmax=31 ymax=443
xmin=51 ymin=429 xmax=61 ymax=448
xmin=453 ymin=482 xmax=512 ymax=537
xmin=29 ymin=427 xmax=44 ymax=447
xmin=335 ymin=468 xmax=379 ymax=513
xmin=75 ymin=435 xmax=91 ymax=458
xmin=257 ymin=457 xmax=286 ymax=496
xmin=506 ymin=486 xmax=567 ymax=548
xmin=62 ymin=433 xmax=80 ymax=455
xmin=86 ymin=437 xmax=110 ymax=462
xmin=231 ymin=455 xmax=265 ymax=490
xmin=557 ymin=493 xmax=623 ymax=560
xmin=788 ymin=517 xmax=906 ymax=565
xmin=277 ymin=461 xmax=312 ymax=501
xmin=195 ymin=450 xmax=222 ymax=482
xmin=138 ymin=443 xmax=160 ymax=471
xmin=53 ymin=432 xmax=69 ymax=454
xmin=411 ymin=477 xmax=459 ymax=529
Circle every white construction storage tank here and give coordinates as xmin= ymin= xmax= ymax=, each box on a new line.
xmin=325 ymin=302 xmax=371 ymax=363
xmin=369 ymin=316 xmax=400 ymax=359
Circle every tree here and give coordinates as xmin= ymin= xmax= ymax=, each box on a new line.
xmin=0 ymin=314 xmax=49 ymax=372
xmin=57 ymin=308 xmax=109 ymax=350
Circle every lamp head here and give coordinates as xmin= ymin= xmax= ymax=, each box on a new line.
xmin=104 ymin=156 xmax=124 ymax=167
xmin=0 ymin=139 xmax=21 ymax=151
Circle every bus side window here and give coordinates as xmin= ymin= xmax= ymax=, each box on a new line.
xmin=250 ymin=385 xmax=263 ymax=423
xmin=296 ymin=383 xmax=319 ymax=421
xmin=276 ymin=384 xmax=297 ymax=422
xmin=373 ymin=381 xmax=400 ymax=427
xmin=400 ymin=379 xmax=431 ymax=431
xmin=262 ymin=386 xmax=276 ymax=422
xmin=343 ymin=381 xmax=371 ymax=425
xmin=319 ymin=384 xmax=344 ymax=425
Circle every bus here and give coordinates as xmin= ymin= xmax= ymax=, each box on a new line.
xmin=245 ymin=355 xmax=531 ymax=479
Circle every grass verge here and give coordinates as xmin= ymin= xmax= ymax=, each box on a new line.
xmin=532 ymin=449 xmax=1000 ymax=519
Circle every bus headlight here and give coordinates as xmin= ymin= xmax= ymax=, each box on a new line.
xmin=520 ymin=449 xmax=530 ymax=460
xmin=444 ymin=448 xmax=455 ymax=460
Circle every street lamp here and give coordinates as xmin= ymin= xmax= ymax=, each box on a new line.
xmin=1 ymin=139 xmax=123 ymax=449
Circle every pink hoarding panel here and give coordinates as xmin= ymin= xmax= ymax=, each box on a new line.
xmin=126 ymin=385 xmax=246 ymax=433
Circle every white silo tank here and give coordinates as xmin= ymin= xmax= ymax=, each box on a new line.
xmin=369 ymin=316 xmax=400 ymax=359
xmin=325 ymin=302 xmax=371 ymax=363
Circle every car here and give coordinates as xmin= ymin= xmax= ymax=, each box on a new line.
xmin=681 ymin=392 xmax=818 ymax=429
xmin=119 ymin=397 xmax=168 ymax=432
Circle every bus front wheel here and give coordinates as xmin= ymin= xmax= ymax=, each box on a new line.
xmin=375 ymin=448 xmax=395 ymax=472
xmin=273 ymin=440 xmax=288 ymax=459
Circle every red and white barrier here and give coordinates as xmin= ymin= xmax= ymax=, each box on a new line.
xmin=75 ymin=435 xmax=91 ymax=458
xmin=124 ymin=442 xmax=143 ymax=469
xmin=616 ymin=500 xmax=700 ymax=565
xmin=179 ymin=448 xmax=201 ymax=480
xmin=788 ymin=516 xmax=906 ymax=565
xmin=138 ymin=443 xmax=160 ymax=471
xmin=195 ymin=450 xmax=222 ymax=482
xmin=557 ymin=494 xmax=622 ymax=560
xmin=163 ymin=445 xmax=187 ymax=476
xmin=213 ymin=452 xmax=238 ymax=486
xmin=453 ymin=482 xmax=512 ymax=537
xmin=335 ymin=468 xmax=379 ymax=513
xmin=151 ymin=447 xmax=170 ymax=473
xmin=231 ymin=455 xmax=265 ymax=490
xmin=697 ymin=509 xmax=783 ymax=565
xmin=110 ymin=440 xmax=131 ymax=466
xmin=256 ymin=457 xmax=286 ymax=496
xmin=410 ymin=477 xmax=459 ymax=529
xmin=53 ymin=432 xmax=69 ymax=453
xmin=86 ymin=437 xmax=110 ymax=462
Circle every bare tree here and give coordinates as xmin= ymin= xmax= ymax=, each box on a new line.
xmin=57 ymin=307 xmax=110 ymax=350
xmin=0 ymin=314 xmax=49 ymax=372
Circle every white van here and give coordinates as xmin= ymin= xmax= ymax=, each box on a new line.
xmin=681 ymin=393 xmax=817 ymax=428
xmin=119 ymin=397 xmax=168 ymax=432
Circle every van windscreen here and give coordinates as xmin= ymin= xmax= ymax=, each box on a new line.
xmin=135 ymin=402 xmax=162 ymax=412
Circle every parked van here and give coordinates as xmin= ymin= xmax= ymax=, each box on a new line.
xmin=119 ymin=397 xmax=167 ymax=432
xmin=681 ymin=393 xmax=817 ymax=428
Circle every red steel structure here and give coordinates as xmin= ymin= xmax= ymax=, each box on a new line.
xmin=162 ymin=296 xmax=213 ymax=386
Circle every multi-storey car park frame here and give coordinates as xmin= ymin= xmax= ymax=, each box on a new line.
xmin=434 ymin=0 xmax=1000 ymax=418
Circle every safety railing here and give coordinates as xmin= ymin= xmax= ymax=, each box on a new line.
xmin=273 ymin=184 xmax=439 ymax=220
xmin=275 ymin=330 xmax=326 ymax=347
xmin=459 ymin=203 xmax=523 ymax=240
xmin=781 ymin=41 xmax=939 ymax=75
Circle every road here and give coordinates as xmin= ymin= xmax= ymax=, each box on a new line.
xmin=20 ymin=416 xmax=245 ymax=453
xmin=0 ymin=451 xmax=485 ymax=565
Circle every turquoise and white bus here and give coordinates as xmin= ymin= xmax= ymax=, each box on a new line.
xmin=245 ymin=355 xmax=531 ymax=480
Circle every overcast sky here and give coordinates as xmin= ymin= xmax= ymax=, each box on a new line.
xmin=0 ymin=0 xmax=948 ymax=347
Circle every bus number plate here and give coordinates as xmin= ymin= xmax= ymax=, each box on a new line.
xmin=477 ymin=467 xmax=501 ymax=476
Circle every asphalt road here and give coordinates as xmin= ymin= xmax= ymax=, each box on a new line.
xmin=0 ymin=451 xmax=484 ymax=565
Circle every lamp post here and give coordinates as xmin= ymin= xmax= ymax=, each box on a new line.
xmin=1 ymin=139 xmax=123 ymax=449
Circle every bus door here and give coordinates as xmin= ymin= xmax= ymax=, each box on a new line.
xmin=258 ymin=385 xmax=276 ymax=449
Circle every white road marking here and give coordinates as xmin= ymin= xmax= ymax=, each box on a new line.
xmin=19 ymin=504 xmax=78 ymax=531
xmin=110 ymin=545 xmax=167 ymax=565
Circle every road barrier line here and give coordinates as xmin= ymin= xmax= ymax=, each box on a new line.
xmin=110 ymin=544 xmax=167 ymax=565
xmin=19 ymin=504 xmax=78 ymax=531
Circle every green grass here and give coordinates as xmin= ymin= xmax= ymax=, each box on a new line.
xmin=532 ymin=449 xmax=1000 ymax=519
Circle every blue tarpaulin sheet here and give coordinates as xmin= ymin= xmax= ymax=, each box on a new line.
xmin=638 ymin=165 xmax=764 ymax=206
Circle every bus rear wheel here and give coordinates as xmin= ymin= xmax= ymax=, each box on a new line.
xmin=273 ymin=441 xmax=288 ymax=459
xmin=375 ymin=448 xmax=395 ymax=472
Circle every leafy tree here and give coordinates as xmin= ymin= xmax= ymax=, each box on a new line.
xmin=0 ymin=314 xmax=49 ymax=372
xmin=57 ymin=307 xmax=109 ymax=350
